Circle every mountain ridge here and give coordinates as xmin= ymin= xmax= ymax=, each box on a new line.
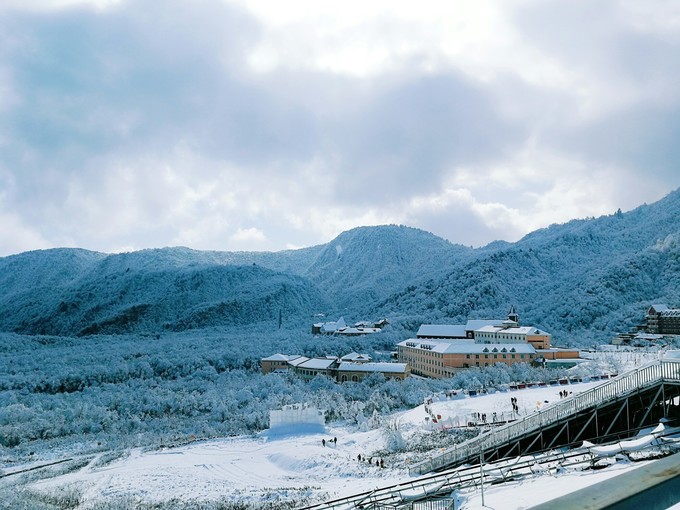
xmin=1 ymin=189 xmax=678 ymax=342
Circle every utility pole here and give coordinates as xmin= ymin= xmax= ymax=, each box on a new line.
xmin=480 ymin=448 xmax=485 ymax=507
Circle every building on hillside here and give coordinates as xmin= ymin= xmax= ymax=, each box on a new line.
xmin=295 ymin=358 xmax=339 ymax=380
xmin=416 ymin=324 xmax=467 ymax=340
xmin=535 ymin=347 xmax=583 ymax=368
xmin=312 ymin=317 xmax=347 ymax=334
xmin=398 ymin=306 xmax=557 ymax=378
xmin=261 ymin=354 xmax=308 ymax=374
xmin=613 ymin=304 xmax=680 ymax=345
xmin=646 ymin=304 xmax=680 ymax=335
xmin=340 ymin=352 xmax=372 ymax=362
xmin=397 ymin=339 xmax=536 ymax=377
xmin=336 ymin=362 xmax=410 ymax=382
xmin=474 ymin=321 xmax=552 ymax=349
xmin=416 ymin=319 xmax=504 ymax=340
xmin=260 ymin=352 xmax=409 ymax=382
xmin=312 ymin=317 xmax=387 ymax=335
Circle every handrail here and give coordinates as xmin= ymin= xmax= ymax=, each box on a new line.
xmin=409 ymin=359 xmax=680 ymax=475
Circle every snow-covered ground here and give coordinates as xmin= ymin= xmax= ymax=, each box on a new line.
xmin=4 ymin=350 xmax=677 ymax=508
xmin=11 ymin=376 xmax=674 ymax=509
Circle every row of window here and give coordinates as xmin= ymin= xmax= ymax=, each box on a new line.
xmin=465 ymin=353 xmax=529 ymax=359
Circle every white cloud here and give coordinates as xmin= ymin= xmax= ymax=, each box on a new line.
xmin=0 ymin=0 xmax=678 ymax=256
xmin=0 ymin=0 xmax=121 ymax=12
xmin=230 ymin=227 xmax=266 ymax=244
xmin=0 ymin=209 xmax=52 ymax=255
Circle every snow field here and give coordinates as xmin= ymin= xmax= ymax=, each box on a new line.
xmin=22 ymin=378 xmax=653 ymax=508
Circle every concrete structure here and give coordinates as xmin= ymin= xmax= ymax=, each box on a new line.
xmin=531 ymin=451 xmax=680 ymax=510
xmin=269 ymin=403 xmax=325 ymax=430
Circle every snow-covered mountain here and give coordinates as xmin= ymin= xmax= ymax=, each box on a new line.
xmin=0 ymin=189 xmax=678 ymax=341
xmin=376 ymin=189 xmax=680 ymax=341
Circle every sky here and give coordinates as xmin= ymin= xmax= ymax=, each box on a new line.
xmin=0 ymin=0 xmax=679 ymax=256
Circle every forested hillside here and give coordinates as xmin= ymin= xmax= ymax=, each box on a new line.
xmin=0 ymin=190 xmax=678 ymax=342
xmin=376 ymin=190 xmax=680 ymax=343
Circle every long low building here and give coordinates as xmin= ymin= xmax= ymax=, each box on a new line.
xmin=260 ymin=353 xmax=410 ymax=381
xmin=336 ymin=362 xmax=410 ymax=382
xmin=397 ymin=339 xmax=536 ymax=378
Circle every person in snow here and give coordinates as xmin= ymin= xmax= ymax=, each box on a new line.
xmin=322 ymin=439 xmax=326 ymax=447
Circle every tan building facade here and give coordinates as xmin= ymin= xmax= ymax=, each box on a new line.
xmin=397 ymin=339 xmax=536 ymax=378
xmin=260 ymin=354 xmax=308 ymax=374
xmin=474 ymin=321 xmax=551 ymax=350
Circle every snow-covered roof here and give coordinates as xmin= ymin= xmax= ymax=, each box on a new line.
xmin=399 ymin=339 xmax=535 ymax=355
xmin=649 ymin=304 xmax=669 ymax=313
xmin=261 ymin=353 xmax=291 ymax=362
xmin=635 ymin=333 xmax=665 ymax=340
xmin=337 ymin=362 xmax=408 ymax=373
xmin=663 ymin=350 xmax=680 ymax=359
xmin=544 ymin=358 xmax=588 ymax=365
xmin=319 ymin=316 xmax=347 ymax=333
xmin=298 ymin=358 xmax=337 ymax=370
xmin=417 ymin=324 xmax=467 ymax=338
xmin=341 ymin=352 xmax=372 ymax=362
xmin=262 ymin=353 xmax=308 ymax=362
xmin=287 ymin=356 xmax=310 ymax=367
xmin=535 ymin=347 xmax=580 ymax=353
xmin=465 ymin=319 xmax=504 ymax=331
xmin=660 ymin=309 xmax=680 ymax=317
xmin=475 ymin=325 xmax=549 ymax=336
xmin=336 ymin=327 xmax=381 ymax=335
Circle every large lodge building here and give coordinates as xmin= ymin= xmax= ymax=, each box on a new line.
xmin=397 ymin=307 xmax=574 ymax=378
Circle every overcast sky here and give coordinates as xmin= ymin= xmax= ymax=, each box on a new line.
xmin=1 ymin=0 xmax=679 ymax=256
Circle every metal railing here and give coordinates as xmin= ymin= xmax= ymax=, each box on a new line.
xmin=409 ymin=359 xmax=680 ymax=475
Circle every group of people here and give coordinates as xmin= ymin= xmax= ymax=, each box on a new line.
xmin=510 ymin=396 xmax=520 ymax=413
xmin=559 ymin=390 xmax=572 ymax=398
xmin=321 ymin=437 xmax=337 ymax=447
xmin=357 ymin=454 xmax=385 ymax=468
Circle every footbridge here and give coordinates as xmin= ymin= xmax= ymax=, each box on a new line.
xmin=299 ymin=358 xmax=680 ymax=510
xmin=410 ymin=358 xmax=680 ymax=475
